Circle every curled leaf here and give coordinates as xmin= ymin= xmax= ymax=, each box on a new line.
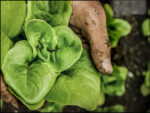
xmin=50 ymin=26 xmax=82 ymax=72
xmin=2 ymin=40 xmax=58 ymax=108
xmin=25 ymin=19 xmax=57 ymax=59
xmin=25 ymin=19 xmax=82 ymax=72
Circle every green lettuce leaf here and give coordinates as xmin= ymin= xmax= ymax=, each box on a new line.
xmin=8 ymin=87 xmax=45 ymax=110
xmin=45 ymin=49 xmax=100 ymax=111
xmin=1 ymin=1 xmax=26 ymax=39
xmin=25 ymin=19 xmax=82 ymax=72
xmin=26 ymin=1 xmax=72 ymax=26
xmin=2 ymin=40 xmax=58 ymax=106
xmin=97 ymin=92 xmax=105 ymax=106
xmin=50 ymin=26 xmax=83 ymax=72
xmin=25 ymin=19 xmax=57 ymax=59
xmin=1 ymin=31 xmax=13 ymax=68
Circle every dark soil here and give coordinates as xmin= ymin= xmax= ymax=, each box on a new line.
xmin=1 ymin=0 xmax=150 ymax=112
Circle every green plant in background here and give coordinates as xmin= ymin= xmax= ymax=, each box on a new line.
xmin=93 ymin=65 xmax=128 ymax=112
xmin=101 ymin=65 xmax=128 ymax=96
xmin=142 ymin=19 xmax=150 ymax=37
xmin=141 ymin=9 xmax=150 ymax=43
xmin=140 ymin=63 xmax=150 ymax=97
xmin=104 ymin=4 xmax=131 ymax=48
xmin=94 ymin=104 xmax=124 ymax=112
xmin=141 ymin=9 xmax=150 ymax=95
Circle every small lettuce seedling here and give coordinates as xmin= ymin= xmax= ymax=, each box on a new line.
xmin=104 ymin=4 xmax=131 ymax=48
xmin=95 ymin=65 xmax=128 ymax=110
xmin=141 ymin=9 xmax=150 ymax=43
xmin=140 ymin=63 xmax=150 ymax=96
xmin=101 ymin=65 xmax=128 ymax=96
xmin=142 ymin=19 xmax=150 ymax=37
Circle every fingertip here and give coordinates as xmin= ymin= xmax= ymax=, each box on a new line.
xmin=100 ymin=58 xmax=113 ymax=75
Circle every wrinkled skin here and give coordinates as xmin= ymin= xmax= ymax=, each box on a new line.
xmin=70 ymin=1 xmax=113 ymax=74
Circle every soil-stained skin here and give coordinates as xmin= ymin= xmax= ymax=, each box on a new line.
xmin=70 ymin=1 xmax=113 ymax=75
